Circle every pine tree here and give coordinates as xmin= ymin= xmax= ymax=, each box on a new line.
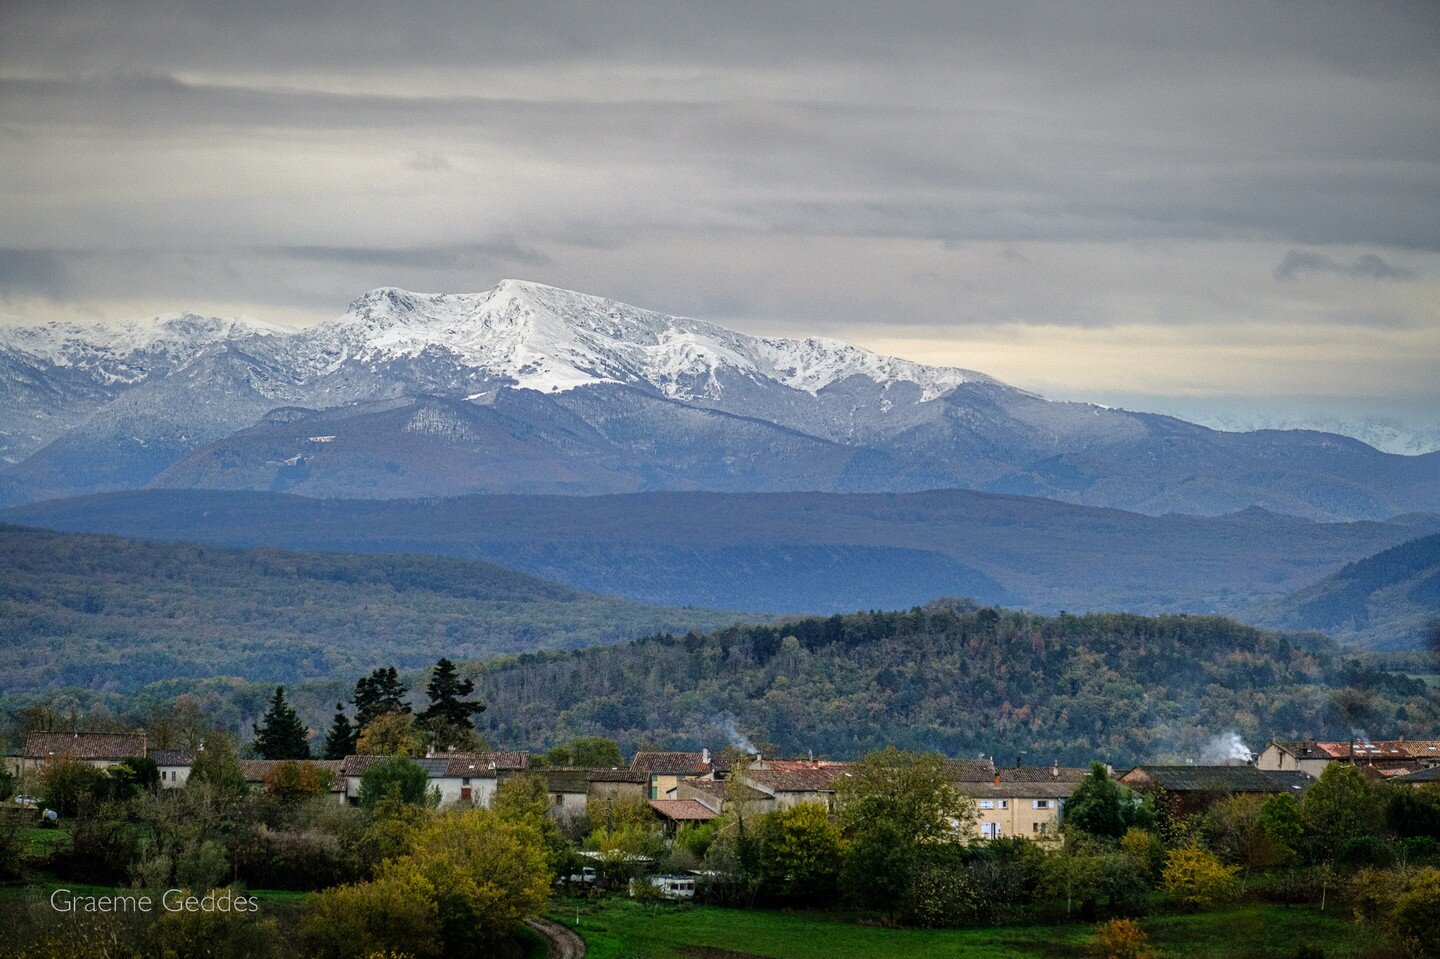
xmin=322 ymin=703 xmax=356 ymax=760
xmin=418 ymin=658 xmax=486 ymax=750
xmin=353 ymin=667 xmax=410 ymax=729
xmin=253 ymin=686 xmax=311 ymax=760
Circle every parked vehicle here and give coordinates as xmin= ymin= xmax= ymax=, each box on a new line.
xmin=631 ymin=874 xmax=697 ymax=899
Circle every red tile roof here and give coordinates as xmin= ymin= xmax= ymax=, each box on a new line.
xmin=24 ymin=731 xmax=146 ymax=761
xmin=648 ymin=799 xmax=717 ymax=821
xmin=631 ymin=751 xmax=713 ymax=776
xmin=744 ymin=760 xmax=850 ymax=793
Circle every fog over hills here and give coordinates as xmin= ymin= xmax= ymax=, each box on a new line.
xmin=3 ymin=280 xmax=1437 ymax=521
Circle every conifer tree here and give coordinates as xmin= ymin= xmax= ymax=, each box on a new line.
xmin=253 ymin=686 xmax=311 ymax=760
xmin=353 ymin=667 xmax=410 ymax=729
xmin=418 ymin=658 xmax=486 ymax=750
xmin=322 ymin=703 xmax=356 ymax=760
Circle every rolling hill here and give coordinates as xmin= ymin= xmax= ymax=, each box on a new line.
xmin=5 ymin=488 xmax=1437 ymax=624
xmin=1247 ymin=533 xmax=1440 ymax=650
xmin=0 ymin=523 xmax=755 ymax=693
xmin=469 ymin=603 xmax=1440 ymax=766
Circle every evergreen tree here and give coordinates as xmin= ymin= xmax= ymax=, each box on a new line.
xmin=418 ymin=658 xmax=486 ymax=749
xmin=353 ymin=667 xmax=411 ymax=729
xmin=323 ymin=703 xmax=356 ymax=760
xmin=253 ymin=686 xmax=311 ymax=760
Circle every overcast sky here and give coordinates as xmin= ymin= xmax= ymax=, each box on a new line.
xmin=2 ymin=1 xmax=1437 ymax=449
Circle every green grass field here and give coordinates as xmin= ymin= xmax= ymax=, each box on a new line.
xmin=555 ymin=899 xmax=1367 ymax=959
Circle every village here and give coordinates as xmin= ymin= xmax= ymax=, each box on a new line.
xmin=9 ymin=730 xmax=1440 ymax=846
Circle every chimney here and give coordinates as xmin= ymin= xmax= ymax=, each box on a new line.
xmin=808 ymin=748 xmax=814 ymax=763
xmin=701 ymin=747 xmax=710 ymax=766
xmin=1052 ymin=761 xmax=1059 ymax=778
xmin=993 ymin=772 xmax=1002 ymax=787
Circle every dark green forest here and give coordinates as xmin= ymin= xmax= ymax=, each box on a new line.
xmin=0 ymin=523 xmax=753 ymax=693
xmin=470 ymin=602 xmax=1440 ymax=766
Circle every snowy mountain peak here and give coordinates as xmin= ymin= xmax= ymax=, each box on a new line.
xmin=0 ymin=312 xmax=286 ymax=387
xmin=324 ymin=280 xmax=997 ymax=400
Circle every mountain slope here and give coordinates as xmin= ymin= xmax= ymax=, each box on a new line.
xmin=1246 ymin=533 xmax=1440 ymax=650
xmin=0 ymin=523 xmax=756 ymax=693
xmin=2 ymin=280 xmax=1437 ymax=519
xmin=470 ymin=604 xmax=1440 ymax=766
xmin=6 ymin=488 xmax=1436 ymax=622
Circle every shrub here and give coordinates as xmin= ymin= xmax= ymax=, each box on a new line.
xmin=1397 ymin=836 xmax=1440 ymax=865
xmin=1089 ymin=918 xmax=1157 ymax=959
xmin=301 ymin=871 xmax=441 ymax=959
xmin=262 ymin=760 xmax=334 ymax=804
xmin=1335 ymin=835 xmax=1393 ymax=869
xmin=1120 ymin=828 xmax=1166 ymax=882
xmin=40 ymin=760 xmax=111 ymax=817
xmin=237 ymin=826 xmax=358 ymax=890
xmin=359 ymin=757 xmax=432 ymax=810
xmin=1161 ymin=845 xmax=1239 ymax=909
xmin=754 ymin=802 xmax=844 ymax=903
xmin=902 ymin=858 xmax=992 ymax=928
xmin=1388 ymin=867 xmax=1440 ymax=959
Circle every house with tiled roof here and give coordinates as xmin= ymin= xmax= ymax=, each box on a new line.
xmin=648 ymin=798 xmax=717 ymax=832
xmin=631 ymin=749 xmax=721 ymax=800
xmin=148 ymin=749 xmax=195 ymax=788
xmin=954 ymin=765 xmax=1089 ymax=840
xmin=675 ymin=775 xmax=771 ymax=815
xmin=530 ymin=767 xmax=646 ymax=818
xmin=7 ymin=731 xmax=148 ymax=777
xmin=337 ymin=751 xmax=544 ymax=807
xmin=1119 ymin=764 xmax=1313 ymax=816
xmin=1256 ymin=739 xmax=1440 ymax=779
xmin=737 ymin=758 xmax=851 ymax=810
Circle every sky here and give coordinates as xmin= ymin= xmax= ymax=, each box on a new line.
xmin=1 ymin=1 xmax=1437 ymax=451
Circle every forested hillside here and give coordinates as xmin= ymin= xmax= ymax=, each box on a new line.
xmin=1247 ymin=533 xmax=1440 ymax=650
xmin=473 ymin=603 xmax=1440 ymax=766
xmin=0 ymin=524 xmax=753 ymax=692
xmin=7 ymin=488 xmax=1438 ymax=619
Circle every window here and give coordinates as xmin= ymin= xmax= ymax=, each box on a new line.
xmin=978 ymin=800 xmax=994 ymax=809
xmin=554 ymin=794 xmax=563 ymax=806
xmin=980 ymin=823 xmax=1000 ymax=839
xmin=462 ymin=777 xmax=470 ymax=786
xmin=1032 ymin=799 xmax=1051 ymax=809
xmin=1000 ymin=800 xmax=1008 ymax=809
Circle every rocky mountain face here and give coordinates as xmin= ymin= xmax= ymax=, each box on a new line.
xmin=2 ymin=280 xmax=1436 ymax=520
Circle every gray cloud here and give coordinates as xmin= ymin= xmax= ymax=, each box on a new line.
xmin=0 ymin=249 xmax=76 ymax=300
xmin=259 ymin=240 xmax=549 ymax=270
xmin=1274 ymin=250 xmax=1417 ymax=282
xmin=0 ymin=1 xmax=1436 ymax=428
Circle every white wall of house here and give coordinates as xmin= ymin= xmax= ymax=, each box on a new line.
xmin=156 ymin=765 xmax=190 ymax=788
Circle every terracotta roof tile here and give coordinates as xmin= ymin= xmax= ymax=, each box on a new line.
xmin=631 ymin=751 xmax=713 ymax=776
xmin=25 ymin=731 xmax=146 ymax=761
xmin=648 ymin=799 xmax=717 ymax=821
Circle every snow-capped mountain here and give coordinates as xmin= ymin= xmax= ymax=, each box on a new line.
xmin=1 ymin=280 xmax=1436 ymax=521
xmin=285 ymin=280 xmax=994 ymax=401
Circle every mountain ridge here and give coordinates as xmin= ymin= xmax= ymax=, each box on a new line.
xmin=3 ymin=279 xmax=1437 ymax=521
xmin=7 ymin=487 xmax=1438 ymax=640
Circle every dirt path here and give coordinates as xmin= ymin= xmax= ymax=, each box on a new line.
xmin=525 ymin=917 xmax=587 ymax=959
